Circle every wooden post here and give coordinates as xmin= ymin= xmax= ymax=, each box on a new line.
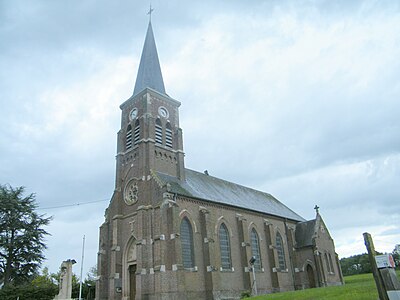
xmin=363 ymin=232 xmax=388 ymax=300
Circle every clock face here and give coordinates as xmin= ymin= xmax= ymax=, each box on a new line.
xmin=129 ymin=108 xmax=138 ymax=120
xmin=158 ymin=106 xmax=169 ymax=119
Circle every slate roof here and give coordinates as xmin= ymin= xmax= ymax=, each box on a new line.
xmin=156 ymin=169 xmax=305 ymax=222
xmin=295 ymin=219 xmax=317 ymax=248
xmin=133 ymin=21 xmax=166 ymax=96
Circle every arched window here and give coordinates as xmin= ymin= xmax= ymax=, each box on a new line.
xmin=325 ymin=252 xmax=333 ymax=273
xmin=324 ymin=252 xmax=332 ymax=273
xmin=155 ymin=118 xmax=163 ymax=145
xmin=180 ymin=217 xmax=195 ymax=268
xmin=328 ymin=253 xmax=334 ymax=273
xmin=165 ymin=122 xmax=173 ymax=148
xmin=276 ymin=232 xmax=286 ymax=270
xmin=219 ymin=223 xmax=232 ymax=269
xmin=250 ymin=228 xmax=262 ymax=271
xmin=134 ymin=120 xmax=140 ymax=145
xmin=126 ymin=124 xmax=132 ymax=150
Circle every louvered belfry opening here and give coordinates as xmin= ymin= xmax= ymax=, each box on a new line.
xmin=126 ymin=124 xmax=133 ymax=150
xmin=155 ymin=118 xmax=163 ymax=145
xmin=165 ymin=122 xmax=172 ymax=148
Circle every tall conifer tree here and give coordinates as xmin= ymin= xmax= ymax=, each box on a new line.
xmin=0 ymin=184 xmax=51 ymax=285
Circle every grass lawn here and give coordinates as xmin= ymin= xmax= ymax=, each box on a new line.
xmin=250 ymin=271 xmax=400 ymax=300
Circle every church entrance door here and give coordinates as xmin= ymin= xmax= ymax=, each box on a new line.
xmin=306 ymin=264 xmax=316 ymax=288
xmin=129 ymin=264 xmax=137 ymax=300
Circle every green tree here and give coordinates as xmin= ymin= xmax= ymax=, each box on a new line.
xmin=0 ymin=184 xmax=52 ymax=286
xmin=0 ymin=267 xmax=58 ymax=300
xmin=31 ymin=267 xmax=57 ymax=288
xmin=340 ymin=252 xmax=383 ymax=276
xmin=73 ymin=265 xmax=97 ymax=299
xmin=81 ymin=265 xmax=97 ymax=299
xmin=392 ymin=246 xmax=400 ymax=268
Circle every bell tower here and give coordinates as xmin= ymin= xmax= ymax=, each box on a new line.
xmin=115 ymin=21 xmax=185 ymax=196
xmin=97 ymin=20 xmax=186 ymax=299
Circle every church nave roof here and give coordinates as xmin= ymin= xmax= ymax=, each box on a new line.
xmin=155 ymin=169 xmax=305 ymax=222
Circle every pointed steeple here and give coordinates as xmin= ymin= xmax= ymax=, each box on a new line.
xmin=133 ymin=21 xmax=166 ymax=96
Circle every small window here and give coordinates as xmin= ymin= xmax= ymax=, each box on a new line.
xmin=126 ymin=124 xmax=132 ymax=150
xmin=276 ymin=232 xmax=286 ymax=270
xmin=219 ymin=223 xmax=232 ymax=269
xmin=180 ymin=217 xmax=195 ymax=268
xmin=250 ymin=228 xmax=262 ymax=271
xmin=165 ymin=122 xmax=173 ymax=148
xmin=155 ymin=118 xmax=163 ymax=145
xmin=134 ymin=120 xmax=140 ymax=145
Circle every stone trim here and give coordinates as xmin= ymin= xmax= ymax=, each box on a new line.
xmin=153 ymin=265 xmax=166 ymax=272
xmin=220 ymin=267 xmax=235 ymax=272
xmin=203 ymin=237 xmax=214 ymax=243
xmin=112 ymin=214 xmax=124 ymax=220
xmin=170 ymin=233 xmax=180 ymax=239
xmin=185 ymin=266 xmax=198 ymax=272
xmin=172 ymin=264 xmax=182 ymax=271
xmin=176 ymin=196 xmax=291 ymax=222
xmin=199 ymin=206 xmax=210 ymax=214
xmin=272 ymin=267 xmax=289 ymax=273
xmin=111 ymin=246 xmax=120 ymax=251
xmin=153 ymin=234 xmax=166 ymax=241
xmin=207 ymin=265 xmax=217 ymax=272
xmin=136 ymin=239 xmax=146 ymax=245
xmin=154 ymin=144 xmax=184 ymax=154
xmin=137 ymin=205 xmax=153 ymax=211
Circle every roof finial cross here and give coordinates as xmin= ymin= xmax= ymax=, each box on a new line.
xmin=314 ymin=205 xmax=320 ymax=214
xmin=147 ymin=4 xmax=154 ymax=22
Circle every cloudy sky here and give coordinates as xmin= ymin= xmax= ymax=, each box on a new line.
xmin=1 ymin=0 xmax=399 ymax=278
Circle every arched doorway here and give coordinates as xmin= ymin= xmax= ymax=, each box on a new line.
xmin=129 ymin=264 xmax=137 ymax=300
xmin=307 ymin=264 xmax=316 ymax=288
xmin=122 ymin=237 xmax=137 ymax=300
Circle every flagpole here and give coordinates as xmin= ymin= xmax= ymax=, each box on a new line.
xmin=79 ymin=235 xmax=85 ymax=300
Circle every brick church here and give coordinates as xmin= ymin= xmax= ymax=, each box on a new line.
xmin=96 ymin=20 xmax=344 ymax=300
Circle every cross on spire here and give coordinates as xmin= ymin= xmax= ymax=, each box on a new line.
xmin=147 ymin=4 xmax=154 ymax=21
xmin=314 ymin=205 xmax=320 ymax=214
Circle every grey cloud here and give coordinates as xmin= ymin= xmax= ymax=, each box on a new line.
xmin=1 ymin=0 xmax=400 ymax=275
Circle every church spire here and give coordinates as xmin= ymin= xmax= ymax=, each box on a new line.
xmin=133 ymin=21 xmax=166 ymax=96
